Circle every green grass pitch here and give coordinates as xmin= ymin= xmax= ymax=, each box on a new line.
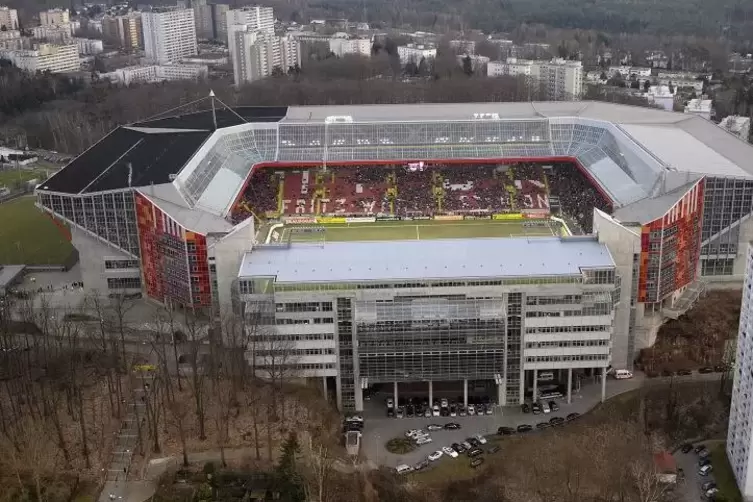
xmin=0 ymin=197 xmax=75 ymax=265
xmin=277 ymin=219 xmax=565 ymax=243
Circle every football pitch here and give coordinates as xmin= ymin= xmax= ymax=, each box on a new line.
xmin=275 ymin=219 xmax=567 ymax=243
xmin=0 ymin=197 xmax=74 ymax=265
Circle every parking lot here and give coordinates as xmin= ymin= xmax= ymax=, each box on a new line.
xmin=360 ymin=374 xmax=644 ymax=467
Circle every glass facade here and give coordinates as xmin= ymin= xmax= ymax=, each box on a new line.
xmin=701 ymin=176 xmax=753 ymax=276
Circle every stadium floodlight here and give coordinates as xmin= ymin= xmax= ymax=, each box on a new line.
xmin=325 ymin=116 xmax=354 ymax=123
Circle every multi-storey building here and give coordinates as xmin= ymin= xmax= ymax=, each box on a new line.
xmin=397 ymin=43 xmax=436 ymax=64
xmin=238 ymin=237 xmax=618 ymax=411
xmin=102 ymin=13 xmax=144 ymax=50
xmin=487 ymin=58 xmax=583 ymax=100
xmin=40 ymin=8 xmax=70 ymax=26
xmin=728 ymin=243 xmax=753 ymax=498
xmin=0 ymin=5 xmax=18 ymax=30
xmin=0 ymin=43 xmax=79 ymax=73
xmin=231 ymin=28 xmax=300 ymax=85
xmin=74 ymin=37 xmax=103 ymax=55
xmin=720 ymin=116 xmax=751 ymax=143
xmin=211 ymin=4 xmax=230 ymax=42
xmin=225 ymin=6 xmax=274 ymax=41
xmin=487 ymin=58 xmax=535 ymax=77
xmin=684 ymin=99 xmax=713 ymax=120
xmin=99 ymin=63 xmax=208 ymax=85
xmin=31 ymin=22 xmax=80 ymax=42
xmin=328 ymin=34 xmax=372 ymax=58
xmin=142 ymin=8 xmax=197 ymax=64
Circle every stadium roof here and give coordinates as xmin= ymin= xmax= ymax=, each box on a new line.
xmin=238 ymin=237 xmax=615 ymax=283
xmin=613 ymin=178 xmax=701 ymax=224
xmin=39 ymin=100 xmax=753 ymax=226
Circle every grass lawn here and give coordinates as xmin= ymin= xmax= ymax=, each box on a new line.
xmin=410 ymin=454 xmax=485 ymax=483
xmin=0 ymin=167 xmax=54 ymax=188
xmin=0 ymin=197 xmax=74 ymax=265
xmin=279 ymin=219 xmax=562 ymax=243
xmin=711 ymin=443 xmax=742 ymax=502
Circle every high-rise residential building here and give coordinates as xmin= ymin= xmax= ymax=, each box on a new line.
xmin=328 ymin=34 xmax=372 ymax=58
xmin=728 ymin=244 xmax=753 ymax=499
xmin=142 ymin=8 xmax=197 ymax=64
xmin=225 ymin=6 xmax=274 ymax=40
xmin=231 ymin=28 xmax=299 ymax=85
xmin=31 ymin=22 xmax=80 ymax=42
xmin=397 ymin=43 xmax=437 ymax=64
xmin=487 ymin=58 xmax=583 ymax=101
xmin=40 ymin=8 xmax=70 ymax=26
xmin=103 ymin=13 xmax=144 ymax=50
xmin=192 ymin=0 xmax=213 ymax=40
xmin=0 ymin=6 xmax=18 ymax=30
xmin=211 ymin=4 xmax=229 ymax=42
xmin=0 ymin=43 xmax=79 ymax=73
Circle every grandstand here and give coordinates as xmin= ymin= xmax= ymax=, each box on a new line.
xmin=34 ymin=98 xmax=753 ymax=411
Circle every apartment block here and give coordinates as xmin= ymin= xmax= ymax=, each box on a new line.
xmin=0 ymin=6 xmax=18 ymax=30
xmin=231 ymin=28 xmax=300 ymax=85
xmin=0 ymin=43 xmax=79 ymax=73
xmin=329 ymin=35 xmax=372 ymax=57
xmin=142 ymin=8 xmax=197 ymax=64
xmin=99 ymin=63 xmax=208 ymax=85
xmin=102 ymin=13 xmax=144 ymax=50
xmin=397 ymin=43 xmax=436 ymax=64
xmin=488 ymin=57 xmax=583 ymax=101
xmin=40 ymin=8 xmax=70 ymax=26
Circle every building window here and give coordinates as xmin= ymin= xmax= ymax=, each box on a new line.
xmin=105 ymin=259 xmax=140 ymax=270
xmin=107 ymin=277 xmax=142 ymax=289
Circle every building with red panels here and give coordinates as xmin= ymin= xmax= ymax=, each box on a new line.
xmin=34 ymin=99 xmax=753 ymax=372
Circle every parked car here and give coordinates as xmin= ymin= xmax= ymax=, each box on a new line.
xmin=699 ymin=367 xmax=714 ymax=374
xmin=541 ymin=401 xmax=551 ymax=414
xmin=698 ymin=457 xmax=712 ymax=467
xmin=452 ymin=442 xmax=466 ymax=453
xmin=442 ymin=446 xmax=459 ymax=458
xmin=698 ymin=464 xmax=713 ymax=476
xmin=440 ymin=398 xmax=449 ymax=408
xmin=566 ymin=412 xmax=580 ymax=421
xmin=549 ymin=416 xmax=565 ymax=425
xmin=485 ymin=403 xmax=493 ymax=415
xmin=470 ymin=458 xmax=485 ymax=468
xmin=444 ymin=422 xmax=461 ymax=430
xmin=461 ymin=441 xmax=473 ymax=450
xmin=413 ymin=459 xmax=430 ymax=471
xmin=681 ymin=443 xmax=693 ymax=453
xmin=497 ymin=426 xmax=515 ymax=435
xmin=536 ymin=422 xmax=551 ymax=429
xmin=345 ymin=415 xmax=364 ymax=423
xmin=661 ymin=369 xmax=674 ymax=377
xmin=396 ymin=407 xmax=404 ymax=418
xmin=705 ymin=487 xmax=719 ymax=499
xmin=432 ymin=405 xmax=440 ymax=417
xmin=387 ymin=408 xmax=395 ymax=418
xmin=517 ymin=424 xmax=533 ymax=433
xmin=677 ymin=369 xmax=692 ymax=376
xmin=396 ymin=464 xmax=413 ymax=475
xmin=694 ymin=445 xmax=706 ymax=454
xmin=428 ymin=450 xmax=443 ymax=462
xmin=405 ymin=429 xmax=423 ymax=438
xmin=549 ymin=401 xmax=559 ymax=412
xmin=406 ymin=405 xmax=415 ymax=417
xmin=467 ymin=448 xmax=484 ymax=457
xmin=468 ymin=404 xmax=476 ymax=415
xmin=467 ymin=437 xmax=480 ymax=447
xmin=427 ymin=424 xmax=443 ymax=431
xmin=487 ymin=445 xmax=500 ymax=454
xmin=459 ymin=406 xmax=467 ymax=416
xmin=424 ymin=408 xmax=432 ymax=418
xmin=698 ymin=448 xmax=711 ymax=459
xmin=386 ymin=398 xmax=394 ymax=408
xmin=522 ymin=403 xmax=530 ymax=414
xmin=473 ymin=434 xmax=488 ymax=445
xmin=450 ymin=404 xmax=457 ymax=417
xmin=416 ymin=436 xmax=433 ymax=445
xmin=532 ymin=402 xmax=542 ymax=414
xmin=701 ymin=481 xmax=717 ymax=491
xmin=714 ymin=364 xmax=727 ymax=372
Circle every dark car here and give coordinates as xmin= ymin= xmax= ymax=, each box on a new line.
xmin=517 ymin=424 xmax=533 ymax=433
xmin=531 ymin=402 xmax=542 ymax=415
xmin=549 ymin=416 xmax=565 ymax=425
xmin=470 ymin=458 xmax=485 ymax=468
xmin=698 ymin=448 xmax=711 ymax=459
xmin=387 ymin=408 xmax=395 ymax=418
xmin=698 ymin=457 xmax=712 ymax=467
xmin=414 ymin=459 xmax=430 ymax=471
xmin=699 ymin=367 xmax=714 ymax=374
xmin=521 ymin=403 xmax=530 ymax=414
xmin=694 ymin=444 xmax=707 ymax=454
xmin=444 ymin=422 xmax=461 ymax=430
xmin=702 ymin=481 xmax=717 ymax=491
xmin=714 ymin=364 xmax=727 ymax=372
xmin=406 ymin=405 xmax=415 ymax=417
xmin=467 ymin=448 xmax=484 ymax=458
xmin=487 ymin=445 xmax=501 ymax=454
xmin=549 ymin=401 xmax=559 ymax=412
xmin=566 ymin=412 xmax=580 ymax=421
xmin=467 ymin=437 xmax=481 ymax=447
xmin=678 ymin=369 xmax=692 ymax=376
xmin=536 ymin=422 xmax=551 ymax=430
xmin=497 ymin=426 xmax=515 ymax=435
xmin=661 ymin=369 xmax=674 ymax=377
xmin=681 ymin=443 xmax=693 ymax=453
xmin=452 ymin=442 xmax=466 ymax=453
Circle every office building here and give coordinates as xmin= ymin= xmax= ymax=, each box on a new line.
xmin=0 ymin=43 xmax=79 ymax=73
xmin=0 ymin=6 xmax=18 ymax=30
xmin=231 ymin=28 xmax=299 ymax=85
xmin=487 ymin=58 xmax=583 ymax=100
xmin=142 ymin=8 xmax=197 ymax=63
xmin=40 ymin=8 xmax=69 ymax=26
xmin=397 ymin=43 xmax=436 ymax=64
xmin=103 ymin=13 xmax=144 ymax=50
xmin=328 ymin=34 xmax=372 ymax=58
xmin=728 ymin=244 xmax=753 ymax=498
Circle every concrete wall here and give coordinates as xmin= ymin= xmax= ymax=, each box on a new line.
xmin=71 ymin=226 xmax=141 ymax=296
xmin=593 ymin=209 xmax=641 ymax=369
xmin=209 ymin=216 xmax=255 ymax=314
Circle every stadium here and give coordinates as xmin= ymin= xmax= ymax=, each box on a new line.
xmin=35 ymin=99 xmax=752 ymax=411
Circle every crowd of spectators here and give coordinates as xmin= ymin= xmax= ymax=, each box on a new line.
xmin=233 ymin=162 xmax=611 ymax=228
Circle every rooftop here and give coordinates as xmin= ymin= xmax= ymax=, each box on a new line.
xmin=238 ymin=237 xmax=615 ymax=283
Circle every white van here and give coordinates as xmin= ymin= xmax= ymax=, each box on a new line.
xmin=537 ymin=371 xmax=554 ymax=381
xmin=614 ymin=370 xmax=634 ymax=380
xmin=396 ymin=464 xmax=413 ymax=475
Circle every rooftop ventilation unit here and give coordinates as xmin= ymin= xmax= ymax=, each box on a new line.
xmin=325 ymin=115 xmax=354 ymax=124
xmin=473 ymin=113 xmax=500 ymax=120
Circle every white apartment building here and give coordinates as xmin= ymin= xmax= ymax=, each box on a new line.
xmin=31 ymin=21 xmax=80 ymax=42
xmin=102 ymin=13 xmax=143 ymax=50
xmin=225 ymin=6 xmax=274 ymax=43
xmin=607 ymin=65 xmax=652 ymax=79
xmin=0 ymin=43 xmax=79 ymax=73
xmin=457 ymin=54 xmax=489 ymax=72
xmin=99 ymin=63 xmax=208 ymax=85
xmin=142 ymin=8 xmax=197 ymax=64
xmin=487 ymin=58 xmax=583 ymax=101
xmin=328 ymin=34 xmax=372 ymax=58
xmin=74 ymin=38 xmax=104 ymax=55
xmin=40 ymin=8 xmax=70 ymax=26
xmin=684 ymin=98 xmax=713 ymax=120
xmin=646 ymin=85 xmax=676 ymax=112
xmin=449 ymin=39 xmax=476 ymax=54
xmin=0 ymin=6 xmax=18 ymax=30
xmin=719 ymin=116 xmax=751 ymax=143
xmin=231 ymin=28 xmax=300 ymax=85
xmin=727 ymin=243 xmax=753 ymax=499
xmin=397 ymin=44 xmax=436 ymax=64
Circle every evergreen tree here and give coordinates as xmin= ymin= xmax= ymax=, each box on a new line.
xmin=275 ymin=432 xmax=305 ymax=502
xmin=462 ymin=55 xmax=474 ymax=76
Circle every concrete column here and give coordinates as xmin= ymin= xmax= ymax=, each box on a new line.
xmin=428 ymin=380 xmax=433 ymax=406
xmin=335 ymin=375 xmax=342 ymax=411
xmin=601 ymin=367 xmax=607 ymax=403
xmin=497 ymin=383 xmax=504 ymax=407
xmin=567 ymin=368 xmax=573 ymax=404
xmin=463 ymin=379 xmax=468 ymax=407
xmin=519 ymin=369 xmax=525 ymax=405
xmin=532 ymin=369 xmax=538 ymax=402
xmin=355 ymin=386 xmax=364 ymax=412
xmin=393 ymin=381 xmax=399 ymax=410
xmin=322 ymin=376 xmax=328 ymax=398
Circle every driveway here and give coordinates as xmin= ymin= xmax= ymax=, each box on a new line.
xmin=360 ymin=374 xmax=645 ymax=467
